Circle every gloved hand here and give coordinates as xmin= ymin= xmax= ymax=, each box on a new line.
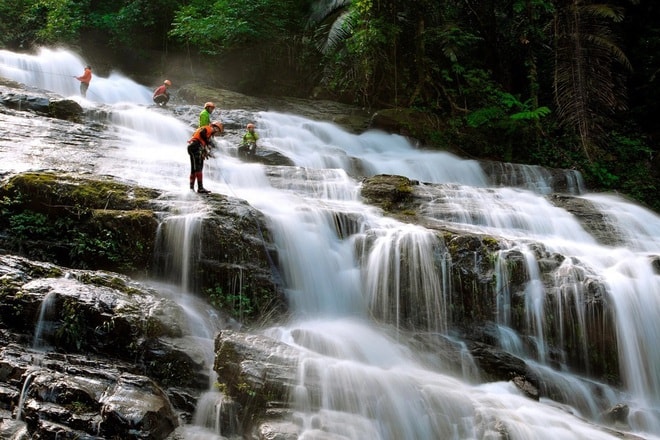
xmin=202 ymin=146 xmax=214 ymax=159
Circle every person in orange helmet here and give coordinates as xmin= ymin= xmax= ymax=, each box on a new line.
xmin=153 ymin=79 xmax=172 ymax=107
xmin=75 ymin=65 xmax=92 ymax=98
xmin=187 ymin=121 xmax=223 ymax=193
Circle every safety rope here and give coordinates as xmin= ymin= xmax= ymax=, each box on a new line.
xmin=2 ymin=65 xmax=103 ymax=101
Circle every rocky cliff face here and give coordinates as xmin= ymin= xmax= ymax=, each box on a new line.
xmin=0 ymin=80 xmax=643 ymax=439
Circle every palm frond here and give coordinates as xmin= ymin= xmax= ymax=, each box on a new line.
xmin=322 ymin=11 xmax=354 ymax=54
xmin=307 ymin=0 xmax=352 ymax=28
xmin=552 ymin=0 xmax=630 ymax=160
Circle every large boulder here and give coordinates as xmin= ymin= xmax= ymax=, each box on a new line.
xmin=0 ymin=82 xmax=83 ymax=121
xmin=0 ymin=172 xmax=161 ymax=276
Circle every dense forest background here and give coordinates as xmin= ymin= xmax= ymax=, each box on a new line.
xmin=1 ymin=0 xmax=658 ymax=212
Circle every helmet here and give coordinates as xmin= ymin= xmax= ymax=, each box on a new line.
xmin=204 ymin=101 xmax=215 ymax=109
xmin=211 ymin=121 xmax=223 ymax=133
xmin=247 ymin=123 xmax=255 ymax=129
xmin=164 ymin=79 xmax=172 ymax=86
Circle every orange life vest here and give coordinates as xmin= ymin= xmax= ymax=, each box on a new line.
xmin=188 ymin=126 xmax=214 ymax=146
xmin=77 ymin=68 xmax=92 ymax=84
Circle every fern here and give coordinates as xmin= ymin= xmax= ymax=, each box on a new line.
xmin=510 ymin=106 xmax=551 ymax=121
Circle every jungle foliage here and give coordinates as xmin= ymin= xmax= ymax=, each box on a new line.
xmin=0 ymin=0 xmax=658 ymax=211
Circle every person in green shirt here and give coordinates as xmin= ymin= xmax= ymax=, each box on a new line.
xmin=239 ymin=123 xmax=259 ymax=158
xmin=199 ymin=102 xmax=216 ymax=127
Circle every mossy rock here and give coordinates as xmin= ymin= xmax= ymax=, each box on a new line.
xmin=0 ymin=171 xmax=160 ymax=212
xmin=48 ymin=99 xmax=83 ymax=121
xmin=0 ymin=172 xmax=161 ymax=275
xmin=360 ymin=174 xmax=417 ymax=213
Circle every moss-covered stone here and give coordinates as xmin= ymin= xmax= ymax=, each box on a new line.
xmin=0 ymin=171 xmax=160 ymax=211
xmin=360 ymin=174 xmax=417 ymax=213
xmin=0 ymin=172 xmax=161 ymax=275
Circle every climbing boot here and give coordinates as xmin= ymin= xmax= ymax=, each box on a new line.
xmin=197 ymin=188 xmax=211 ymax=194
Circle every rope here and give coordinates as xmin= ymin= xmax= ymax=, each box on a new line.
xmin=2 ymin=64 xmax=103 ymax=101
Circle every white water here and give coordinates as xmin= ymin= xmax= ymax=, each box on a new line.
xmin=0 ymin=47 xmax=152 ymax=104
xmin=2 ymin=48 xmax=660 ymax=439
xmin=31 ymin=291 xmax=57 ymax=350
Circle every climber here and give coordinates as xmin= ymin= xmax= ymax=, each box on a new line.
xmin=75 ymin=65 xmax=92 ymax=98
xmin=187 ymin=121 xmax=223 ymax=193
xmin=238 ymin=123 xmax=259 ymax=158
xmin=153 ymin=80 xmax=172 ymax=107
xmin=199 ymin=102 xmax=216 ymax=127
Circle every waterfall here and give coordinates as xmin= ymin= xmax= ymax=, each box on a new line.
xmin=0 ymin=47 xmax=152 ymax=104
xmin=32 ymin=290 xmax=58 ymax=350
xmin=2 ymin=48 xmax=660 ymax=439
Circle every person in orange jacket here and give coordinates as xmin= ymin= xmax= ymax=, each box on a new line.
xmin=187 ymin=121 xmax=223 ymax=193
xmin=153 ymin=80 xmax=172 ymax=107
xmin=75 ymin=65 xmax=92 ymax=97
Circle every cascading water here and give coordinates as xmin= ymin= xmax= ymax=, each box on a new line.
xmin=0 ymin=47 xmax=153 ymax=104
xmin=2 ymin=48 xmax=660 ymax=439
xmin=32 ymin=291 xmax=58 ymax=350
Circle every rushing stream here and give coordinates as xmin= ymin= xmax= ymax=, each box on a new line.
xmin=1 ymin=47 xmax=660 ymax=440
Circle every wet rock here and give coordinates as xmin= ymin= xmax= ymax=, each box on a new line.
xmin=100 ymin=373 xmax=178 ymax=439
xmin=0 ymin=85 xmax=83 ymax=121
xmin=49 ymin=98 xmax=84 ymax=121
xmin=178 ymin=83 xmax=372 ymax=133
xmin=479 ymin=160 xmax=584 ymax=195
xmin=360 ymin=174 xmax=417 ymax=212
xmin=214 ymin=330 xmax=300 ymax=432
xmin=0 ymin=254 xmax=225 ymax=391
xmin=512 ymin=375 xmax=540 ymax=400
xmin=601 ymin=403 xmax=629 ymax=425
xmin=0 ymin=343 xmax=178 ymax=440
xmin=239 ymin=148 xmax=295 ymax=166
xmin=0 ymin=172 xmax=161 ymax=275
xmin=468 ymin=342 xmax=539 ymax=390
xmin=549 ymin=194 xmax=623 ymax=246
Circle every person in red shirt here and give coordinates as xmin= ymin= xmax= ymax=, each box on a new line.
xmin=75 ymin=65 xmax=92 ymax=97
xmin=187 ymin=121 xmax=223 ymax=193
xmin=153 ymin=80 xmax=172 ymax=107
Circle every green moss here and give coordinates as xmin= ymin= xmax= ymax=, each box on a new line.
xmin=0 ymin=172 xmax=159 ymax=275
xmin=481 ymin=236 xmax=500 ymax=250
xmin=207 ymin=285 xmax=255 ymax=320
xmin=66 ymin=400 xmax=94 ymax=414
xmin=55 ymin=298 xmax=88 ymax=351
xmin=74 ymin=273 xmax=143 ymax=296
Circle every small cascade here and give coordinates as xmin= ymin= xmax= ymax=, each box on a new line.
xmin=152 ymin=200 xmax=240 ymax=436
xmin=154 ymin=212 xmax=206 ymax=292
xmin=192 ymin=391 xmax=240 ymax=437
xmin=32 ymin=291 xmax=57 ymax=350
xmin=445 ymin=335 xmax=481 ymax=383
xmin=15 ymin=369 xmax=39 ymax=421
xmin=527 ymin=362 xmax=620 ymax=420
xmin=481 ymin=160 xmax=586 ymax=195
xmin=521 ymin=247 xmax=547 ymax=364
xmin=358 ymin=225 xmax=449 ymax=333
